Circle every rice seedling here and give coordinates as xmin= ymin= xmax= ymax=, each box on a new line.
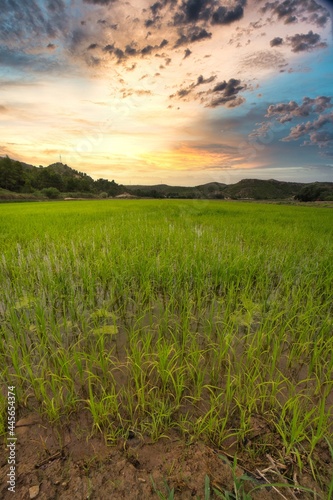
xmin=0 ymin=199 xmax=332 ymax=495
xmin=150 ymin=475 xmax=175 ymax=500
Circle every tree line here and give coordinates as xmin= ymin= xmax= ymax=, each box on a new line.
xmin=295 ymin=183 xmax=333 ymax=202
xmin=0 ymin=156 xmax=124 ymax=197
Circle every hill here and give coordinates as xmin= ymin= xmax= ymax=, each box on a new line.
xmin=1 ymin=155 xmax=332 ymax=201
xmin=222 ymin=178 xmax=306 ymax=200
xmin=0 ymin=156 xmax=124 ymax=198
xmin=45 ymin=162 xmax=83 ymax=176
xmin=295 ymin=182 xmax=333 ymax=202
xmin=127 ymin=178 xmax=333 ymax=200
xmin=126 ymin=179 xmax=306 ymax=200
xmin=126 ymin=182 xmax=226 ymax=199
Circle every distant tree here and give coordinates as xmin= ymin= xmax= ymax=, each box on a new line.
xmin=34 ymin=168 xmax=55 ymax=190
xmin=49 ymin=173 xmax=65 ymax=191
xmin=78 ymin=177 xmax=93 ymax=192
xmin=95 ymin=178 xmax=123 ymax=196
xmin=0 ymin=157 xmax=25 ymax=191
xmin=108 ymin=180 xmax=123 ymax=197
xmin=65 ymin=177 xmax=80 ymax=192
xmin=41 ymin=187 xmax=60 ymax=199
xmin=295 ymin=185 xmax=323 ymax=202
xmin=95 ymin=178 xmax=111 ymax=192
xmin=0 ymin=156 xmax=125 ymax=197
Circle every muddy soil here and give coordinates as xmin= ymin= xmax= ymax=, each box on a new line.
xmin=1 ymin=410 xmax=328 ymax=500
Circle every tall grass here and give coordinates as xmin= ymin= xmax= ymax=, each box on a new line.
xmin=0 ymin=199 xmax=332 ymax=491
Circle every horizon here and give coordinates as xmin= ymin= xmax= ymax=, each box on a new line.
xmin=1 ymin=1 xmax=333 ymax=185
xmin=3 ymin=154 xmax=332 ymax=188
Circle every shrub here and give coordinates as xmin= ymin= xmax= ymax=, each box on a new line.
xmin=41 ymin=187 xmax=61 ymax=199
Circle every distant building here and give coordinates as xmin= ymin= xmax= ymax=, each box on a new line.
xmin=114 ymin=193 xmax=137 ymax=199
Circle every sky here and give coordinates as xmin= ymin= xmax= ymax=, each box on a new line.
xmin=1 ymin=0 xmax=333 ymax=186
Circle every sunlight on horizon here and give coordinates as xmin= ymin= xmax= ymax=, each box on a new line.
xmin=1 ymin=0 xmax=333 ymax=183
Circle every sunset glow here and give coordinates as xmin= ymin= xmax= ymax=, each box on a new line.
xmin=1 ymin=0 xmax=333 ymax=184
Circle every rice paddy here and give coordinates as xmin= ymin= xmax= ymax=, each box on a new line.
xmin=1 ymin=199 xmax=333 ymax=496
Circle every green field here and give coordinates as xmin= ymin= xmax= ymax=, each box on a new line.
xmin=1 ymin=199 xmax=333 ymax=496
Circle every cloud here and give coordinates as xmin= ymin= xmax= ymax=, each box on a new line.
xmin=0 ymin=78 xmax=39 ymax=88
xmin=145 ymin=18 xmax=159 ymax=28
xmin=173 ymin=0 xmax=213 ymax=25
xmin=150 ymin=2 xmax=164 ymax=15
xmin=211 ymin=1 xmax=247 ymax=25
xmin=123 ymin=44 xmax=137 ymax=56
xmin=210 ymin=95 xmax=246 ymax=108
xmin=103 ymin=43 xmax=125 ymax=62
xmin=196 ymin=74 xmax=216 ymax=85
xmin=159 ymin=39 xmax=169 ymax=48
xmin=47 ymin=0 xmax=66 ymax=11
xmin=308 ymin=12 xmax=331 ymax=28
xmin=121 ymin=89 xmax=152 ymax=98
xmin=176 ymin=88 xmax=192 ymax=98
xmin=101 ymin=37 xmax=170 ymax=63
xmin=184 ymin=0 xmax=211 ymax=22
xmin=170 ymin=75 xmax=246 ymax=109
xmin=85 ymin=55 xmax=101 ymax=66
xmin=287 ymin=30 xmax=327 ymax=52
xmin=305 ymin=131 xmax=333 ymax=147
xmin=144 ymin=0 xmax=177 ymax=27
xmin=208 ymin=78 xmax=246 ymax=107
xmin=248 ymin=121 xmax=274 ymax=139
xmin=266 ymin=96 xmax=333 ymax=122
xmin=141 ymin=44 xmax=154 ymax=55
xmin=82 ymin=0 xmax=117 ymax=5
xmin=282 ymin=112 xmax=333 ymax=141
xmin=172 ymin=0 xmax=247 ymax=27
xmin=261 ymin=96 xmax=333 ymax=154
xmin=0 ymin=46 xmax=63 ymax=73
xmin=248 ymin=96 xmax=333 ymax=160
xmin=212 ymin=78 xmax=242 ymax=95
xmin=241 ymin=50 xmax=286 ymax=70
xmin=260 ymin=0 xmax=330 ymax=27
xmin=261 ymin=0 xmax=298 ymax=22
xmin=96 ymin=20 xmax=117 ymax=29
xmin=69 ymin=28 xmax=91 ymax=52
xmin=144 ymin=0 xmax=178 ymax=27
xmin=270 ymin=37 xmax=283 ymax=47
xmin=170 ymin=73 xmax=217 ymax=99
xmin=0 ymin=0 xmax=69 ymax=47
xmin=174 ymin=27 xmax=212 ymax=47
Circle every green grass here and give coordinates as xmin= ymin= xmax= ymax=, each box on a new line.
xmin=1 ymin=199 xmax=333 ymax=494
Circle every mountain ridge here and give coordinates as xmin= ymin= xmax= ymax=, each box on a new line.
xmin=1 ymin=155 xmax=332 ymax=201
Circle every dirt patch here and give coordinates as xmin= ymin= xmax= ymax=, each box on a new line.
xmin=0 ymin=411 xmax=325 ymax=500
